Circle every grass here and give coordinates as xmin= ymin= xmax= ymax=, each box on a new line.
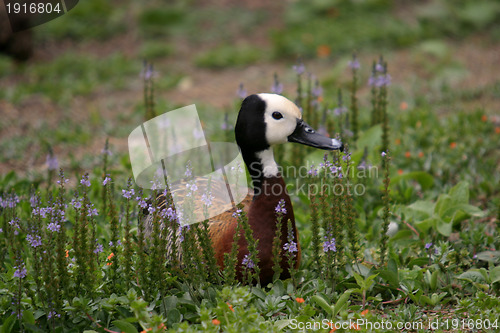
xmin=1 ymin=57 xmax=499 ymax=332
xmin=1 ymin=1 xmax=499 ymax=332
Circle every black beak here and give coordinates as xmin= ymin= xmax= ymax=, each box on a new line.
xmin=288 ymin=119 xmax=344 ymax=151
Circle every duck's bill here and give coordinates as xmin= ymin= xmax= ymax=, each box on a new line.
xmin=288 ymin=119 xmax=344 ymax=151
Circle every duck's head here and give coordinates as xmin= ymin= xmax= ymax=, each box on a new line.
xmin=235 ymin=93 xmax=343 ymax=153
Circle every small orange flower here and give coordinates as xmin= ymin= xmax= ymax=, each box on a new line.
xmin=450 ymin=142 xmax=457 ymax=149
xmin=107 ymin=253 xmax=115 ymax=260
xmin=65 ymin=250 xmax=69 ymax=258
xmin=106 ymin=262 xmax=112 ymax=266
xmin=212 ymin=319 xmax=221 ymax=325
xmin=399 ymin=101 xmax=408 ymax=111
xmin=394 ymin=138 xmax=401 ymax=145
xmin=361 ymin=309 xmax=369 ymax=316
xmin=295 ymin=297 xmax=305 ymax=303
xmin=140 ymin=328 xmax=152 ymax=333
xmin=329 ymin=328 xmax=337 ymax=333
xmin=350 ymin=322 xmax=360 ymax=330
xmin=226 ymin=302 xmax=234 ymax=312
xmin=317 ymin=96 xmax=324 ymax=103
xmin=398 ymin=169 xmax=403 ymax=175
xmin=317 ymin=45 xmax=331 ymax=58
xmin=404 ymin=151 xmax=411 ymax=158
xmin=158 ymin=323 xmax=166 ymax=330
xmin=418 ymin=151 xmax=424 ymax=158
xmin=481 ymin=114 xmax=488 ymax=122
xmin=495 ymin=127 xmax=500 ymax=134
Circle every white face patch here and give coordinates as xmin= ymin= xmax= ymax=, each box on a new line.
xmin=256 ymin=148 xmax=279 ymax=177
xmin=258 ymin=93 xmax=302 ymax=146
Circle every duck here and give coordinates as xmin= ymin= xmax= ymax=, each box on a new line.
xmin=143 ymin=93 xmax=343 ymax=285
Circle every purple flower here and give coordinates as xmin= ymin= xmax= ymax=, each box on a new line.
xmin=94 ymin=242 xmax=103 ymax=254
xmin=375 ymin=63 xmax=384 ymax=72
xmin=30 ymin=195 xmax=40 ymax=208
xmin=283 ymin=241 xmax=298 ymax=253
xmin=70 ymin=198 xmax=82 ymax=209
xmin=292 ymin=61 xmax=305 ymax=75
xmin=47 ymin=222 xmax=61 ymax=232
xmin=376 ymin=74 xmax=391 ymax=87
xmin=122 ymin=189 xmax=135 ymax=199
xmin=138 ymin=199 xmax=148 ymax=209
xmin=87 ymin=206 xmax=99 ymax=217
xmin=242 ymin=254 xmax=255 ymax=269
xmin=80 ymin=175 xmax=91 ymax=187
xmin=103 ymin=176 xmax=111 ymax=186
xmin=232 ymin=208 xmax=242 ymax=219
xmin=368 ymin=75 xmax=376 ymax=87
xmin=101 ymin=148 xmax=112 ymax=156
xmin=381 ymin=151 xmax=387 ymax=157
xmin=141 ymin=62 xmax=158 ymax=80
xmin=9 ymin=218 xmax=20 ymax=229
xmin=271 ymin=74 xmax=283 ymax=94
xmin=312 ymin=81 xmax=323 ymax=97
xmin=13 ymin=265 xmax=27 ymax=279
xmin=46 ymin=154 xmax=58 ymax=171
xmin=201 ymin=192 xmax=213 ymax=207
xmin=27 ymin=234 xmax=42 ymax=248
xmin=275 ymin=199 xmax=287 ymax=215
xmin=47 ymin=311 xmax=60 ymax=319
xmin=2 ymin=194 xmax=20 ymax=208
xmin=323 ymin=237 xmax=336 ymax=252
xmin=333 ymin=106 xmax=347 ymax=116
xmin=147 ymin=205 xmax=156 ymax=214
xmin=425 ymin=242 xmax=433 ymax=249
xmin=342 ymin=153 xmax=351 ymax=162
xmin=308 ymin=164 xmax=318 ymax=177
xmin=237 ymin=83 xmax=247 ymax=99
xmin=160 ymin=207 xmax=176 ymax=220
xmin=348 ymin=59 xmax=360 ymax=70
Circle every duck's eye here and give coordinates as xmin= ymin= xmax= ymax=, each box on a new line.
xmin=305 ymin=127 xmax=315 ymax=134
xmin=272 ymin=111 xmax=283 ymax=120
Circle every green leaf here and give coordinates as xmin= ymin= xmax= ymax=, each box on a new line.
xmin=435 ymin=194 xmax=453 ymax=218
xmin=457 ymin=269 xmax=488 ymax=284
xmin=166 ymin=309 xmax=181 ymax=326
xmin=22 ymin=310 xmax=35 ymax=325
xmin=430 ymin=270 xmax=438 ymax=291
xmin=333 ymin=289 xmax=353 ymax=317
xmin=1 ymin=315 xmax=16 ymax=333
xmin=408 ymin=257 xmax=429 ymax=268
xmin=112 ymin=320 xmax=138 ymax=333
xmin=311 ymin=294 xmax=333 ymax=316
xmin=448 ymin=181 xmax=469 ymax=204
xmin=378 ymin=269 xmax=399 ymax=288
xmin=405 ymin=200 xmax=434 ymax=221
xmin=475 ymin=251 xmax=500 ymax=263
xmin=436 ymin=218 xmax=452 ymax=237
xmin=490 ymin=266 xmax=500 ymax=284
xmin=251 ymin=287 xmax=267 ymax=301
xmin=415 ymin=217 xmax=437 ymax=234
xmin=162 ymin=296 xmax=177 ymax=312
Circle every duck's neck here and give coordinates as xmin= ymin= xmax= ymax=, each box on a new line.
xmin=241 ymin=147 xmax=280 ymax=195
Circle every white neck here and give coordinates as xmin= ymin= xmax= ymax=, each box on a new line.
xmin=256 ymin=148 xmax=279 ymax=178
